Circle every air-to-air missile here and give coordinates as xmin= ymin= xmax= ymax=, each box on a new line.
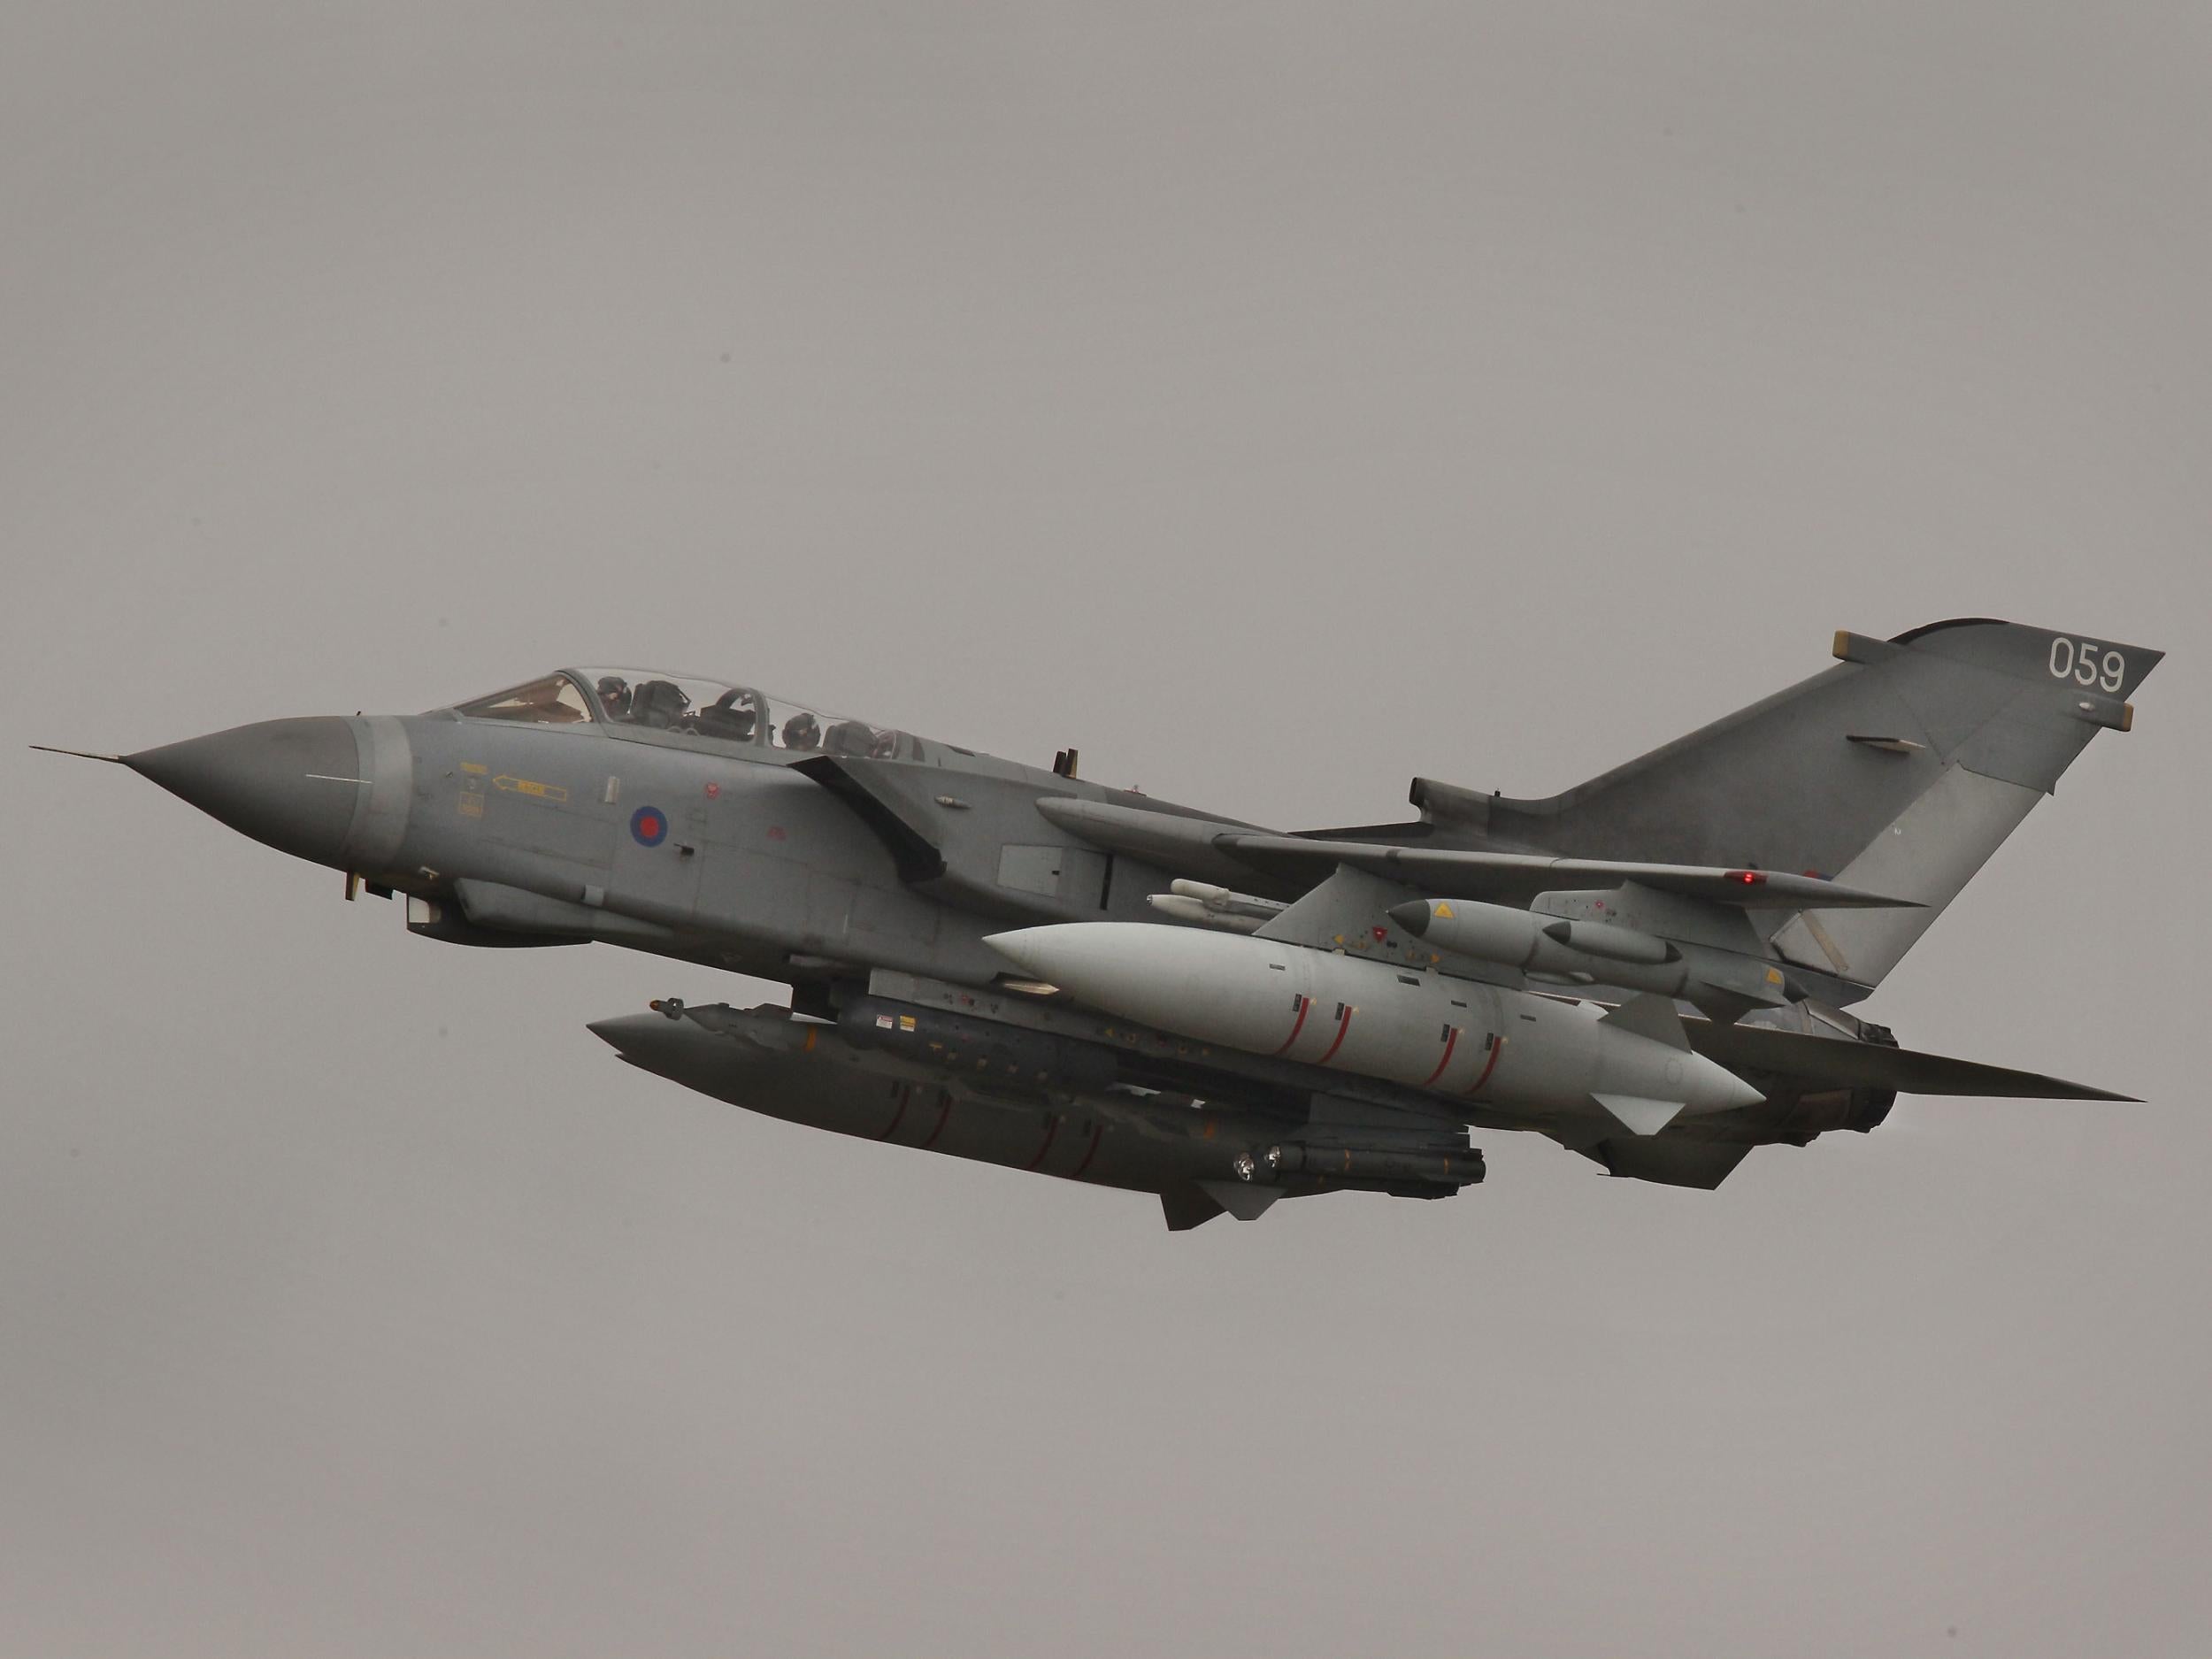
xmin=38 ymin=619 xmax=2159 ymax=1227
xmin=1383 ymin=895 xmax=1773 ymax=1003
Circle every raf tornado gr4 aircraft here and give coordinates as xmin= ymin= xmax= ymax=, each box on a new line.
xmin=39 ymin=618 xmax=2156 ymax=1228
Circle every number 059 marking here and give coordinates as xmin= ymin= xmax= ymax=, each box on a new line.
xmin=2049 ymin=636 xmax=2125 ymax=694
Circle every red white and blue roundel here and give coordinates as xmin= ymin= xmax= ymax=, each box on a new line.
xmin=629 ymin=804 xmax=669 ymax=847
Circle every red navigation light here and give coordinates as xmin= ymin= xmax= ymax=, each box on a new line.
xmin=1731 ymin=870 xmax=1764 ymax=885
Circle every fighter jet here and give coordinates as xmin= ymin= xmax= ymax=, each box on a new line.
xmin=38 ymin=618 xmax=2156 ymax=1228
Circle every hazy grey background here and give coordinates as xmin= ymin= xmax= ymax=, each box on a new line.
xmin=4 ymin=4 xmax=2207 ymax=1654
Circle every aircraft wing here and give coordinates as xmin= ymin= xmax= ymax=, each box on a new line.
xmin=1215 ymin=833 xmax=1920 ymax=909
xmin=1037 ymin=798 xmax=1917 ymax=909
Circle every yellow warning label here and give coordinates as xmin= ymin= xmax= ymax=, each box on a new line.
xmin=1434 ymin=901 xmax=1455 ymax=919
xmin=494 ymin=774 xmax=569 ymax=803
xmin=458 ymin=792 xmax=484 ymax=818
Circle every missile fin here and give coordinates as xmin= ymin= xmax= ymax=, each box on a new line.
xmin=1593 ymin=1094 xmax=1687 ymax=1136
xmin=1601 ymin=993 xmax=1692 ymax=1051
xmin=1198 ymin=1181 xmax=1284 ymax=1221
xmin=1159 ymin=1186 xmax=1227 ymax=1231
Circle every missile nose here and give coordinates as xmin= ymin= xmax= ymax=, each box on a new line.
xmin=585 ymin=1008 xmax=728 ymax=1087
xmin=587 ymin=1012 xmax=674 ymax=1054
xmin=1386 ymin=901 xmax=1432 ymax=937
xmin=1700 ymin=1057 xmax=1768 ymax=1112
xmin=983 ymin=927 xmax=1056 ymax=979
xmin=127 ymin=717 xmax=363 ymax=868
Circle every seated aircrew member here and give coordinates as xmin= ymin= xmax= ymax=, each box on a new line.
xmin=824 ymin=718 xmax=878 ymax=757
xmin=630 ymin=679 xmax=691 ymax=729
xmin=695 ymin=687 xmax=759 ymax=741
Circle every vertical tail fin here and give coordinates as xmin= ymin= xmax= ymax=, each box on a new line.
xmin=1482 ymin=620 xmax=2161 ymax=995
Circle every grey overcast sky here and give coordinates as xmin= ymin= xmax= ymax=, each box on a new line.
xmin=4 ymin=4 xmax=2208 ymax=1655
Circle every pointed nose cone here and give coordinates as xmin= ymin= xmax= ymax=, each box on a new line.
xmin=1386 ymin=901 xmax=1432 ymax=937
xmin=586 ymin=1010 xmax=729 ymax=1087
xmin=127 ymin=717 xmax=362 ymax=867
xmin=984 ymin=927 xmax=1058 ymax=981
xmin=587 ymin=1012 xmax=676 ymax=1055
xmin=1693 ymin=1055 xmax=1769 ymax=1113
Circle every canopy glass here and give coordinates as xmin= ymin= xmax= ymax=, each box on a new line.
xmin=454 ymin=669 xmax=924 ymax=759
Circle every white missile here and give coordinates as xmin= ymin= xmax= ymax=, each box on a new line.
xmin=1145 ymin=894 xmax=1263 ymax=932
xmin=1143 ymin=879 xmax=1286 ymax=934
xmin=1388 ymin=896 xmax=1684 ymax=980
xmin=986 ymin=923 xmax=1764 ymax=1135
xmin=1386 ymin=895 xmax=1796 ymax=1013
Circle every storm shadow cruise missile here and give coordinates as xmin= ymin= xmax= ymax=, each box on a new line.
xmin=986 ymin=923 xmax=1764 ymax=1136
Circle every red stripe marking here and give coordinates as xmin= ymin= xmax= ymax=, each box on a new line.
xmin=918 ymin=1090 xmax=954 ymax=1148
xmin=1070 ymin=1122 xmax=1104 ymax=1179
xmin=1422 ymin=1025 xmax=1461 ymax=1087
xmin=1271 ymin=994 xmax=1312 ymax=1056
xmin=1463 ymin=1034 xmax=1505 ymax=1098
xmin=1025 ymin=1116 xmax=1062 ymax=1171
xmin=875 ymin=1082 xmax=913 ymax=1141
xmin=1316 ymin=1006 xmax=1354 ymax=1066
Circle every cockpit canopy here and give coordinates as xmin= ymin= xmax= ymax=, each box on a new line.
xmin=453 ymin=669 xmax=925 ymax=759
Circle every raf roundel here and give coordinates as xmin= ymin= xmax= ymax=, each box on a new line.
xmin=629 ymin=804 xmax=669 ymax=847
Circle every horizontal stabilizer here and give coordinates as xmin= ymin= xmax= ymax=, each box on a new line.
xmin=1686 ymin=1022 xmax=2136 ymax=1102
xmin=1594 ymin=1094 xmax=1688 ymax=1136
